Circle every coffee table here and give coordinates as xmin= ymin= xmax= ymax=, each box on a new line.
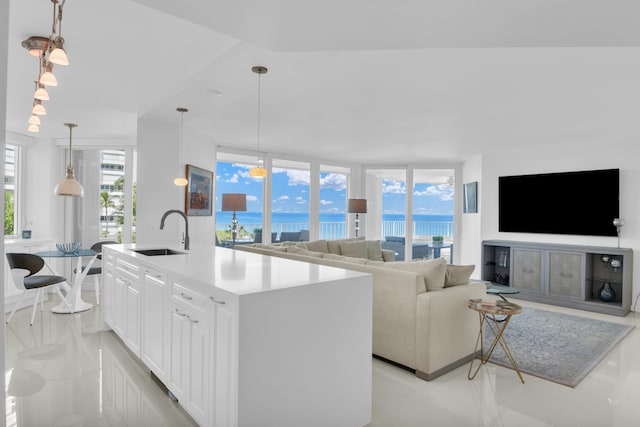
xmin=467 ymin=298 xmax=524 ymax=383
xmin=486 ymin=284 xmax=520 ymax=302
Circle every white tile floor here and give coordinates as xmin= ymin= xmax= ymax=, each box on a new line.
xmin=5 ymin=292 xmax=640 ymax=427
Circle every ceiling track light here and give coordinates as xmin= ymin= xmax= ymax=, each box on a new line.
xmin=249 ymin=66 xmax=268 ymax=178
xmin=21 ymin=0 xmax=70 ymax=131
xmin=174 ymin=107 xmax=189 ymax=186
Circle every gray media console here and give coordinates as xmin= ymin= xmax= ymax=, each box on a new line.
xmin=482 ymin=240 xmax=633 ymax=316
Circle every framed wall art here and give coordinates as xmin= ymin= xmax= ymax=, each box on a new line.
xmin=463 ymin=181 xmax=478 ymax=214
xmin=185 ymin=164 xmax=213 ymax=216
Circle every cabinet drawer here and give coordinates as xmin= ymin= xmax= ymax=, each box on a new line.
xmin=116 ymin=258 xmax=140 ymax=280
xmin=171 ymin=282 xmax=206 ymax=310
xmin=144 ymin=268 xmax=166 ymax=284
xmin=104 ymin=252 xmax=116 ymax=267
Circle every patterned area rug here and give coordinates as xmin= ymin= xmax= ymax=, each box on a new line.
xmin=483 ymin=307 xmax=634 ymax=387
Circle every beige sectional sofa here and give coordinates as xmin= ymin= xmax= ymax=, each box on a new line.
xmin=234 ymin=238 xmax=487 ymax=380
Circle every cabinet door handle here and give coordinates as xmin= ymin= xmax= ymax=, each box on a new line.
xmin=174 ymin=308 xmax=187 ymax=317
xmin=209 ymin=296 xmax=226 ymax=305
xmin=189 ymin=318 xmax=199 ymax=324
xmin=179 ymin=292 xmax=192 ymax=300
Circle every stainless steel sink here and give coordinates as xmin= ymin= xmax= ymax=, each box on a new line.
xmin=131 ymin=248 xmax=186 ymax=256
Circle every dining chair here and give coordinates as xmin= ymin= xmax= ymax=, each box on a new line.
xmin=73 ymin=240 xmax=117 ymax=305
xmin=6 ymin=253 xmax=72 ymax=325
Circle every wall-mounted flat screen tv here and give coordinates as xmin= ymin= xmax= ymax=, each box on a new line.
xmin=499 ymin=168 xmax=619 ymax=237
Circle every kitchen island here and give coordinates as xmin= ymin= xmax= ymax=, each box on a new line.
xmin=101 ymin=243 xmax=372 ymax=427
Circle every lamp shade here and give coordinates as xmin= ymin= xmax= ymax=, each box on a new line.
xmin=221 ymin=193 xmax=247 ymax=212
xmin=249 ymin=166 xmax=267 ymax=177
xmin=54 ymin=167 xmax=84 ymax=197
xmin=34 ymin=85 xmax=49 ymax=101
xmin=348 ymin=199 xmax=367 ymax=214
xmin=49 ymin=47 xmax=69 ymax=66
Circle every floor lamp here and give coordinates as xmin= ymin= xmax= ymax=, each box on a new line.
xmin=348 ymin=199 xmax=367 ymax=237
xmin=221 ymin=193 xmax=247 ymax=246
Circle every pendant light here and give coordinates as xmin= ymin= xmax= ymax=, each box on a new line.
xmin=54 ymin=123 xmax=84 ymax=197
xmin=28 ymin=124 xmax=39 ymax=133
xmin=28 ymin=115 xmax=41 ymax=125
xmin=32 ymin=100 xmax=46 ymax=115
xmin=249 ymin=66 xmax=268 ymax=178
xmin=174 ymin=107 xmax=189 ymax=186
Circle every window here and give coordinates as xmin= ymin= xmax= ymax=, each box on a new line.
xmin=98 ymin=149 xmax=136 ymax=242
xmin=272 ymin=159 xmax=310 ymax=239
xmin=320 ymin=165 xmax=349 ymax=239
xmin=215 ymin=153 xmax=264 ymax=244
xmin=4 ymin=144 xmax=18 ymax=236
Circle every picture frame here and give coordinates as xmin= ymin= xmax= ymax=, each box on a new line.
xmin=185 ymin=164 xmax=213 ymax=216
xmin=463 ymin=181 xmax=478 ymax=213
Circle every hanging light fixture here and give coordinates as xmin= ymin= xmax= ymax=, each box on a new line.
xmin=28 ymin=115 xmax=41 ymax=125
xmin=54 ymin=123 xmax=84 ymax=197
xmin=249 ymin=66 xmax=268 ymax=178
xmin=21 ymin=0 xmax=70 ymax=130
xmin=32 ymin=100 xmax=47 ymax=116
xmin=28 ymin=124 xmax=40 ymax=133
xmin=174 ymin=107 xmax=189 ymax=186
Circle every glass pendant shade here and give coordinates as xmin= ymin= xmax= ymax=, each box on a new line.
xmin=32 ymin=101 xmax=47 ymax=115
xmin=28 ymin=115 xmax=41 ymax=125
xmin=28 ymin=124 xmax=39 ymax=133
xmin=54 ymin=167 xmax=84 ymax=196
xmin=174 ymin=177 xmax=188 ymax=186
xmin=34 ymin=85 xmax=49 ymax=101
xmin=249 ymin=166 xmax=267 ymax=177
xmin=39 ymin=66 xmax=58 ymax=86
xmin=55 ymin=123 xmax=83 ymax=197
xmin=49 ymin=47 xmax=69 ymax=66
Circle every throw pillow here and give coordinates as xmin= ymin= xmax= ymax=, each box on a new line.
xmin=366 ymin=240 xmax=384 ymax=261
xmin=384 ymin=258 xmax=447 ymax=291
xmin=339 ymin=240 xmax=368 ymax=259
xmin=444 ymin=264 xmax=475 ymax=287
xmin=304 ymin=239 xmax=329 ymax=253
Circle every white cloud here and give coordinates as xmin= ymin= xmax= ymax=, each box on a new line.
xmin=320 ymin=199 xmax=333 ymax=205
xmin=383 ymin=180 xmax=406 ymax=194
xmin=413 ymin=184 xmax=454 ymax=201
xmin=322 ymin=207 xmax=340 ymax=213
xmin=246 ymin=195 xmax=258 ymax=202
xmin=286 ymin=170 xmax=310 ymax=186
xmin=296 ymin=196 xmax=306 ymax=204
xmin=320 ymin=173 xmax=347 ymax=191
xmin=278 ymin=195 xmax=290 ymax=201
xmin=226 ymin=173 xmax=239 ymax=183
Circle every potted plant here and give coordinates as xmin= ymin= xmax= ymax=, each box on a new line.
xmin=432 ymin=235 xmax=443 ymax=246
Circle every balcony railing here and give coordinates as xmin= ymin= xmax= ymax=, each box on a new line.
xmin=216 ymin=219 xmax=453 ymax=242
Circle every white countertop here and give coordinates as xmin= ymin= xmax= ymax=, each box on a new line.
xmin=105 ymin=243 xmax=370 ymax=296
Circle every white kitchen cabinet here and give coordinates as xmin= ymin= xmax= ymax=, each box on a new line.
xmin=168 ymin=281 xmax=209 ymax=426
xmin=101 ymin=244 xmax=372 ymax=427
xmin=141 ymin=268 xmax=168 ymax=383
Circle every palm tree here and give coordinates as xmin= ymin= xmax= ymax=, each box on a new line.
xmin=100 ymin=191 xmax=116 ymax=234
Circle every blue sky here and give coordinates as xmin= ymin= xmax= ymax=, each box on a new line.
xmin=215 ymin=162 xmax=454 ymax=215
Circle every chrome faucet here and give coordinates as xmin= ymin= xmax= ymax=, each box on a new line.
xmin=160 ymin=209 xmax=190 ymax=250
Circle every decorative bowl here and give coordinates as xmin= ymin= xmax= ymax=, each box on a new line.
xmin=56 ymin=242 xmax=81 ymax=254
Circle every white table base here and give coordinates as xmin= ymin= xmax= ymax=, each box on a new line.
xmin=50 ymin=254 xmax=97 ymax=314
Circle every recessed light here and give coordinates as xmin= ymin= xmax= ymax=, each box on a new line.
xmin=208 ymin=89 xmax=222 ymax=97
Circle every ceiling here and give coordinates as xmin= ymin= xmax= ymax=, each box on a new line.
xmin=7 ymin=0 xmax=640 ymax=163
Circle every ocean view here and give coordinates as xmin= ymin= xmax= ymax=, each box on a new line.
xmin=216 ymin=212 xmax=454 ymax=238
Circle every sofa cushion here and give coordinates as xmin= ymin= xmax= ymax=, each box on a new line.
xmin=286 ymin=246 xmax=325 ymax=257
xmin=327 ymin=237 xmax=365 ymax=254
xmin=384 ymin=258 xmax=447 ymax=291
xmin=304 ymin=239 xmax=329 ymax=253
xmin=339 ymin=240 xmax=368 ymax=258
xmin=324 ymin=253 xmax=369 ymax=264
xmin=367 ymin=240 xmax=385 ymax=261
xmin=366 ymin=260 xmax=386 ymax=267
xmin=444 ymin=264 xmax=475 ymax=287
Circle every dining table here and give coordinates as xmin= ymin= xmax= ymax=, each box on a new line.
xmin=34 ymin=248 xmax=98 ymax=314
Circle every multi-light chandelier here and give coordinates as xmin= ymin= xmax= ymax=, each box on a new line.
xmin=22 ymin=0 xmax=70 ymax=133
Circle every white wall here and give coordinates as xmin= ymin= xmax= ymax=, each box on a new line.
xmin=136 ymin=115 xmax=216 ymax=248
xmin=459 ymin=154 xmax=482 ymax=274
xmin=0 ymin=0 xmax=7 ymax=421
xmin=465 ymin=138 xmax=640 ymax=308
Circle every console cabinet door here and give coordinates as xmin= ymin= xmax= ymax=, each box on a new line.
xmin=511 ymin=248 xmax=543 ymax=291
xmin=141 ymin=269 xmax=167 ymax=382
xmin=548 ymin=251 xmax=584 ymax=298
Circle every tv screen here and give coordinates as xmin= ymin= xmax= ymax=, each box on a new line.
xmin=499 ymin=169 xmax=619 ymax=237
